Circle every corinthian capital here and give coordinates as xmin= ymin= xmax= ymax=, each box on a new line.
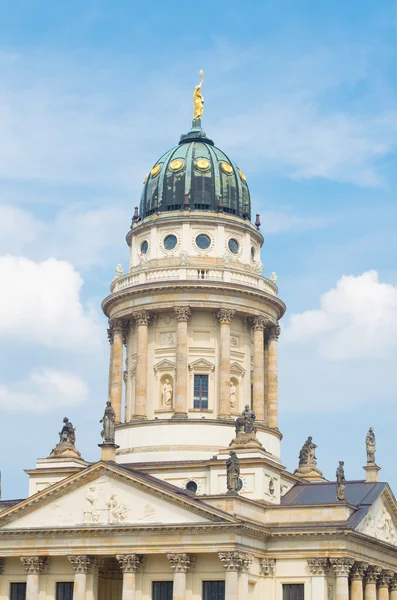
xmin=307 ymin=558 xmax=329 ymax=576
xmin=68 ymin=555 xmax=97 ymax=574
xmin=250 ymin=316 xmax=269 ymax=331
xmin=219 ymin=551 xmax=252 ymax=572
xmin=216 ymin=308 xmax=236 ymax=324
xmin=330 ymin=558 xmax=354 ymax=577
xmin=133 ymin=310 xmax=152 ymax=326
xmin=378 ymin=570 xmax=394 ymax=588
xmin=174 ymin=306 xmax=192 ymax=322
xmin=390 ymin=575 xmax=397 ymax=591
xmin=21 ymin=556 xmax=48 ymax=574
xmin=351 ymin=562 xmax=368 ymax=581
xmin=167 ymin=553 xmax=195 ymax=572
xmin=107 ymin=318 xmax=128 ymax=343
xmin=116 ymin=554 xmax=145 ymax=573
xmin=260 ymin=558 xmax=276 ymax=577
xmin=268 ymin=325 xmax=281 ymax=341
xmin=365 ymin=565 xmax=382 ymax=584
xmin=0 ymin=558 xmax=3 ymax=575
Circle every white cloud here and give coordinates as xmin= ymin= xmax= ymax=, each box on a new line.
xmin=280 ymin=271 xmax=397 ymax=412
xmin=259 ymin=210 xmax=328 ymax=234
xmin=0 ymin=368 xmax=89 ymax=412
xmin=0 ymin=255 xmax=100 ymax=348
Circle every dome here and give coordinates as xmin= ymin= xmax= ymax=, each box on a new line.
xmin=139 ymin=120 xmax=251 ymax=221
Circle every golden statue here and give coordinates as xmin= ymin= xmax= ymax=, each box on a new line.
xmin=193 ymin=70 xmax=204 ymax=120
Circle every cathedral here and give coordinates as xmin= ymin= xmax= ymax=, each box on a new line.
xmin=1 ymin=74 xmax=397 ymax=600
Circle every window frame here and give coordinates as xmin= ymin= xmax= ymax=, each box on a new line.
xmin=56 ymin=582 xmax=74 ymax=600
xmin=193 ymin=373 xmax=209 ymax=409
xmin=282 ymin=582 xmax=305 ymax=600
xmin=10 ymin=582 xmax=27 ymax=600
xmin=152 ymin=580 xmax=173 ymax=600
xmin=202 ymin=580 xmax=225 ymax=600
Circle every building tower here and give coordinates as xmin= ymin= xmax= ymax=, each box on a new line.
xmin=102 ymin=73 xmax=286 ymax=469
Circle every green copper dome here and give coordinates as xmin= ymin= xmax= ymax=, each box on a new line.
xmin=139 ymin=120 xmax=251 ymax=221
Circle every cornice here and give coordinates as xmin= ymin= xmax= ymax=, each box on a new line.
xmin=101 ymin=281 xmax=286 ymax=319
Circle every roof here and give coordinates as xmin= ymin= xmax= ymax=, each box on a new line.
xmin=281 ymin=481 xmax=387 ymax=507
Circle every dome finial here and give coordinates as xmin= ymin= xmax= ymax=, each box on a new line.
xmin=193 ymin=70 xmax=205 ymax=121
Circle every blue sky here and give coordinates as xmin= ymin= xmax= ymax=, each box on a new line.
xmin=1 ymin=0 xmax=397 ymax=497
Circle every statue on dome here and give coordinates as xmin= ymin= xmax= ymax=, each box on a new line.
xmin=162 ymin=379 xmax=173 ymax=407
xmin=100 ymin=401 xmax=116 ymax=444
xmin=59 ymin=417 xmax=76 ymax=445
xmin=226 ymin=450 xmax=240 ymax=494
xmin=298 ymin=436 xmax=317 ymax=468
xmin=193 ymin=70 xmax=205 ymax=121
xmin=366 ymin=427 xmax=376 ymax=464
xmin=235 ymin=405 xmax=257 ymax=435
xmin=336 ymin=461 xmax=346 ymax=502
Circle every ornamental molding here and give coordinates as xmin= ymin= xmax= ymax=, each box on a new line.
xmin=167 ymin=553 xmax=196 ymax=572
xmin=116 ymin=554 xmax=145 ymax=573
xmin=225 ymin=234 xmax=243 ymax=259
xmin=21 ymin=556 xmax=48 ymax=574
xmin=174 ymin=306 xmax=192 ymax=322
xmin=260 ymin=558 xmax=276 ymax=577
xmin=219 ymin=551 xmax=252 ymax=572
xmin=350 ymin=562 xmax=369 ymax=581
xmin=329 ymin=558 xmax=354 ymax=577
xmin=307 ymin=558 xmax=329 ymax=576
xmin=160 ymin=230 xmax=181 ymax=255
xmin=216 ymin=308 xmax=236 ymax=324
xmin=154 ymin=359 xmax=176 ymax=380
xmin=188 ymin=358 xmax=215 ymax=380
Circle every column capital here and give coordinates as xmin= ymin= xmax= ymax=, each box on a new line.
xmin=390 ymin=575 xmax=397 ymax=591
xmin=307 ymin=558 xmax=329 ymax=576
xmin=268 ymin=325 xmax=281 ymax=341
xmin=219 ymin=551 xmax=252 ymax=572
xmin=116 ymin=554 xmax=144 ymax=573
xmin=133 ymin=310 xmax=153 ymax=326
xmin=174 ymin=306 xmax=192 ymax=322
xmin=260 ymin=558 xmax=276 ymax=577
xmin=378 ymin=569 xmax=394 ymax=588
xmin=107 ymin=318 xmax=128 ymax=343
xmin=68 ymin=555 xmax=97 ymax=574
xmin=0 ymin=558 xmax=3 ymax=575
xmin=249 ymin=316 xmax=269 ymax=331
xmin=365 ymin=565 xmax=382 ymax=584
xmin=21 ymin=556 xmax=48 ymax=574
xmin=351 ymin=562 xmax=369 ymax=581
xmin=330 ymin=557 xmax=354 ymax=577
xmin=167 ymin=553 xmax=195 ymax=573
xmin=216 ymin=308 xmax=235 ymax=324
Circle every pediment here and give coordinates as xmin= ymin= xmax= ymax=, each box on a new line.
xmin=355 ymin=492 xmax=397 ymax=545
xmin=154 ymin=359 xmax=176 ymax=373
xmin=230 ymin=362 xmax=245 ymax=376
xmin=188 ymin=359 xmax=215 ymax=371
xmin=0 ymin=463 xmax=235 ymax=530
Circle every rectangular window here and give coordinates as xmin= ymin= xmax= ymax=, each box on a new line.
xmin=283 ymin=584 xmax=304 ymax=600
xmin=10 ymin=583 xmax=26 ymax=600
xmin=56 ymin=582 xmax=74 ymax=600
xmin=194 ymin=374 xmax=209 ymax=409
xmin=152 ymin=581 xmax=173 ymax=600
xmin=203 ymin=581 xmax=225 ymax=600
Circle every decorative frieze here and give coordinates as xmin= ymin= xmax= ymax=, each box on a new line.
xmin=68 ymin=555 xmax=97 ymax=574
xmin=260 ymin=558 xmax=276 ymax=577
xmin=307 ymin=558 xmax=329 ymax=575
xmin=116 ymin=554 xmax=145 ymax=573
xmin=378 ymin=570 xmax=394 ymax=588
xmin=174 ymin=306 xmax=192 ymax=322
xmin=167 ymin=553 xmax=195 ymax=572
xmin=219 ymin=551 xmax=252 ymax=572
xmin=21 ymin=556 xmax=48 ymax=574
xmin=330 ymin=558 xmax=354 ymax=577
xmin=365 ymin=565 xmax=382 ymax=584
xmin=133 ymin=310 xmax=152 ymax=326
xmin=350 ymin=562 xmax=368 ymax=580
xmin=216 ymin=308 xmax=235 ymax=324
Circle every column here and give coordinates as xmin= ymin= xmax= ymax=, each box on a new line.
xmin=167 ymin=553 xmax=195 ymax=600
xmin=263 ymin=336 xmax=269 ymax=424
xmin=251 ymin=316 xmax=267 ymax=422
xmin=267 ymin=325 xmax=280 ymax=429
xmin=390 ymin=576 xmax=397 ymax=600
xmin=364 ymin=565 xmax=381 ymax=600
xmin=68 ymin=555 xmax=96 ymax=600
xmin=117 ymin=554 xmax=144 ymax=600
xmin=219 ymin=552 xmax=252 ymax=600
xmin=260 ymin=559 xmax=276 ymax=600
xmin=21 ymin=557 xmax=48 ymax=600
xmin=330 ymin=558 xmax=354 ymax=600
xmin=124 ymin=320 xmax=134 ymax=421
xmin=350 ymin=562 xmax=368 ymax=600
xmin=108 ymin=318 xmax=126 ymax=424
xmin=173 ymin=307 xmax=191 ymax=418
xmin=307 ymin=558 xmax=329 ymax=600
xmin=216 ymin=309 xmax=235 ymax=419
xmin=378 ymin=571 xmax=393 ymax=600
xmin=133 ymin=310 xmax=151 ymax=419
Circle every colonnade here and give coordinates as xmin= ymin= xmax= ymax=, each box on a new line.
xmin=107 ymin=307 xmax=280 ymax=427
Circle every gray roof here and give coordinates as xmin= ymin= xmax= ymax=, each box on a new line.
xmin=281 ymin=481 xmax=386 ymax=507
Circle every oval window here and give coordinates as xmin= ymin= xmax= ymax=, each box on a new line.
xmin=140 ymin=240 xmax=149 ymax=255
xmin=195 ymin=234 xmax=211 ymax=250
xmin=228 ymin=238 xmax=239 ymax=254
xmin=163 ymin=234 xmax=178 ymax=250
xmin=186 ymin=480 xmax=198 ymax=494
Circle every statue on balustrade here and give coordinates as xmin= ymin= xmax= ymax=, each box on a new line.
xmin=229 ymin=405 xmax=262 ymax=449
xmin=336 ymin=461 xmax=346 ymax=502
xmin=100 ymin=401 xmax=116 ymax=444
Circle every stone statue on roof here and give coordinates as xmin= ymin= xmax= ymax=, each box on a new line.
xmin=226 ymin=451 xmax=240 ymax=494
xmin=366 ymin=427 xmax=376 ymax=464
xmin=299 ymin=436 xmax=317 ymax=468
xmin=336 ymin=461 xmax=346 ymax=502
xmin=100 ymin=401 xmax=116 ymax=444
xmin=49 ymin=416 xmax=81 ymax=459
xmin=59 ymin=417 xmax=76 ymax=445
xmin=235 ymin=405 xmax=257 ymax=435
